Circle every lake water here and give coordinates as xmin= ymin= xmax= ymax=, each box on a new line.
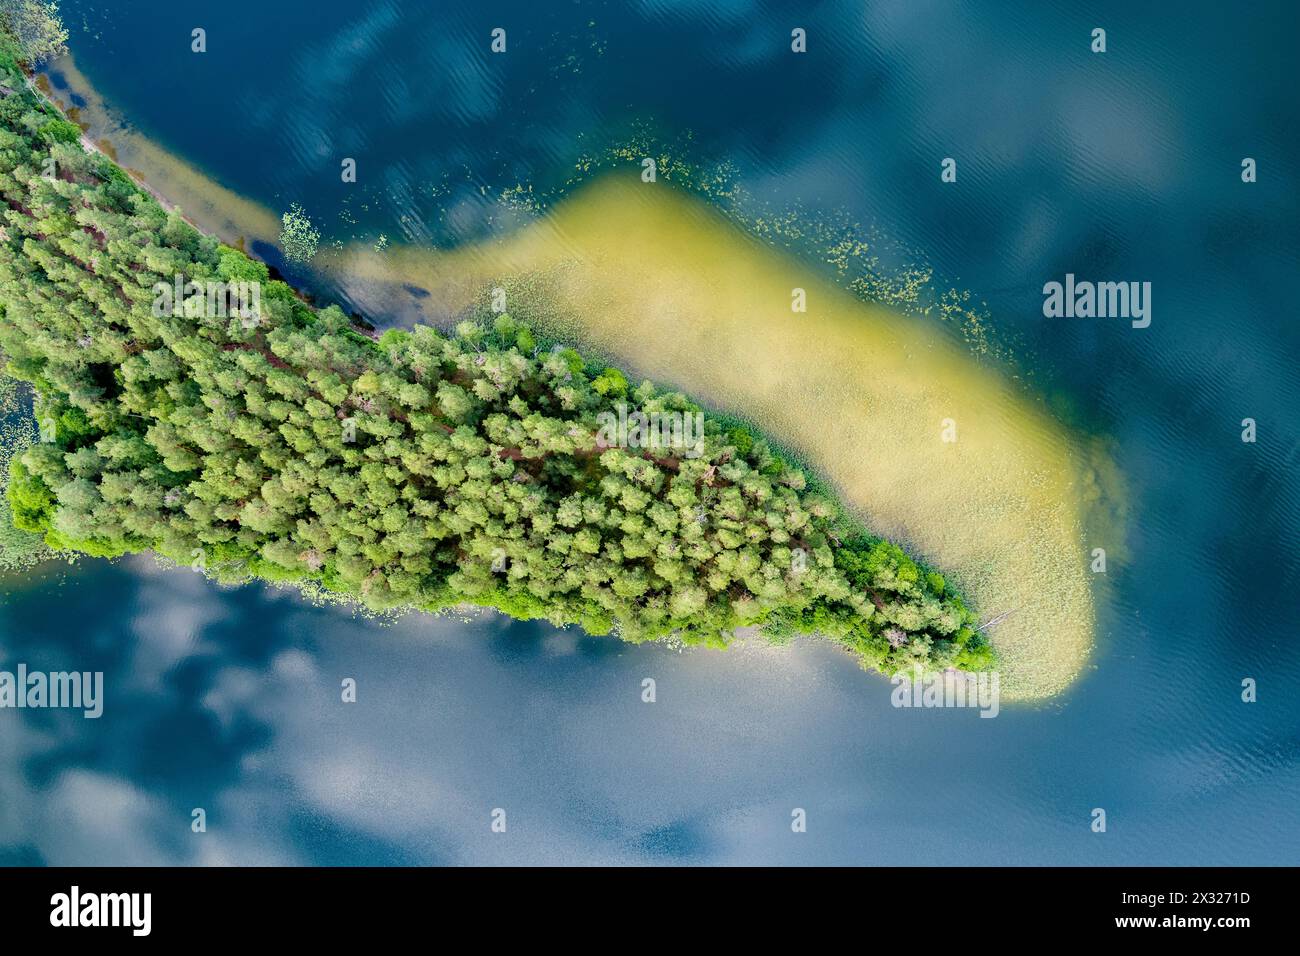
xmin=2 ymin=0 xmax=1298 ymax=864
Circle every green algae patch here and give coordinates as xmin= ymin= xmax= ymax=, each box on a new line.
xmin=329 ymin=177 xmax=1097 ymax=700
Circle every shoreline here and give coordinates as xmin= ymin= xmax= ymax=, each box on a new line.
xmin=34 ymin=55 xmax=282 ymax=248
xmin=22 ymin=51 xmax=1109 ymax=701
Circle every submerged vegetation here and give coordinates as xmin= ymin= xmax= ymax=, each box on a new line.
xmin=0 ymin=44 xmax=991 ymax=675
xmin=279 ymin=203 xmax=320 ymax=263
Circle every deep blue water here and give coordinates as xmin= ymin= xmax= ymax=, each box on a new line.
xmin=2 ymin=0 xmax=1298 ymax=864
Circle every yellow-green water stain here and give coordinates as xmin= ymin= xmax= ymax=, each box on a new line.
xmin=328 ymin=176 xmax=1102 ymax=700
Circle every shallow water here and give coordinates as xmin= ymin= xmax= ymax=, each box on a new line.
xmin=2 ymin=0 xmax=1298 ymax=864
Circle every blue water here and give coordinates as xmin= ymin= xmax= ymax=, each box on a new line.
xmin=2 ymin=0 xmax=1298 ymax=864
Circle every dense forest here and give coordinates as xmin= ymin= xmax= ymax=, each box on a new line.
xmin=0 ymin=35 xmax=993 ymax=675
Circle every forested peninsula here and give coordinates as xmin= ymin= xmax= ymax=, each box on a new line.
xmin=0 ymin=42 xmax=993 ymax=677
